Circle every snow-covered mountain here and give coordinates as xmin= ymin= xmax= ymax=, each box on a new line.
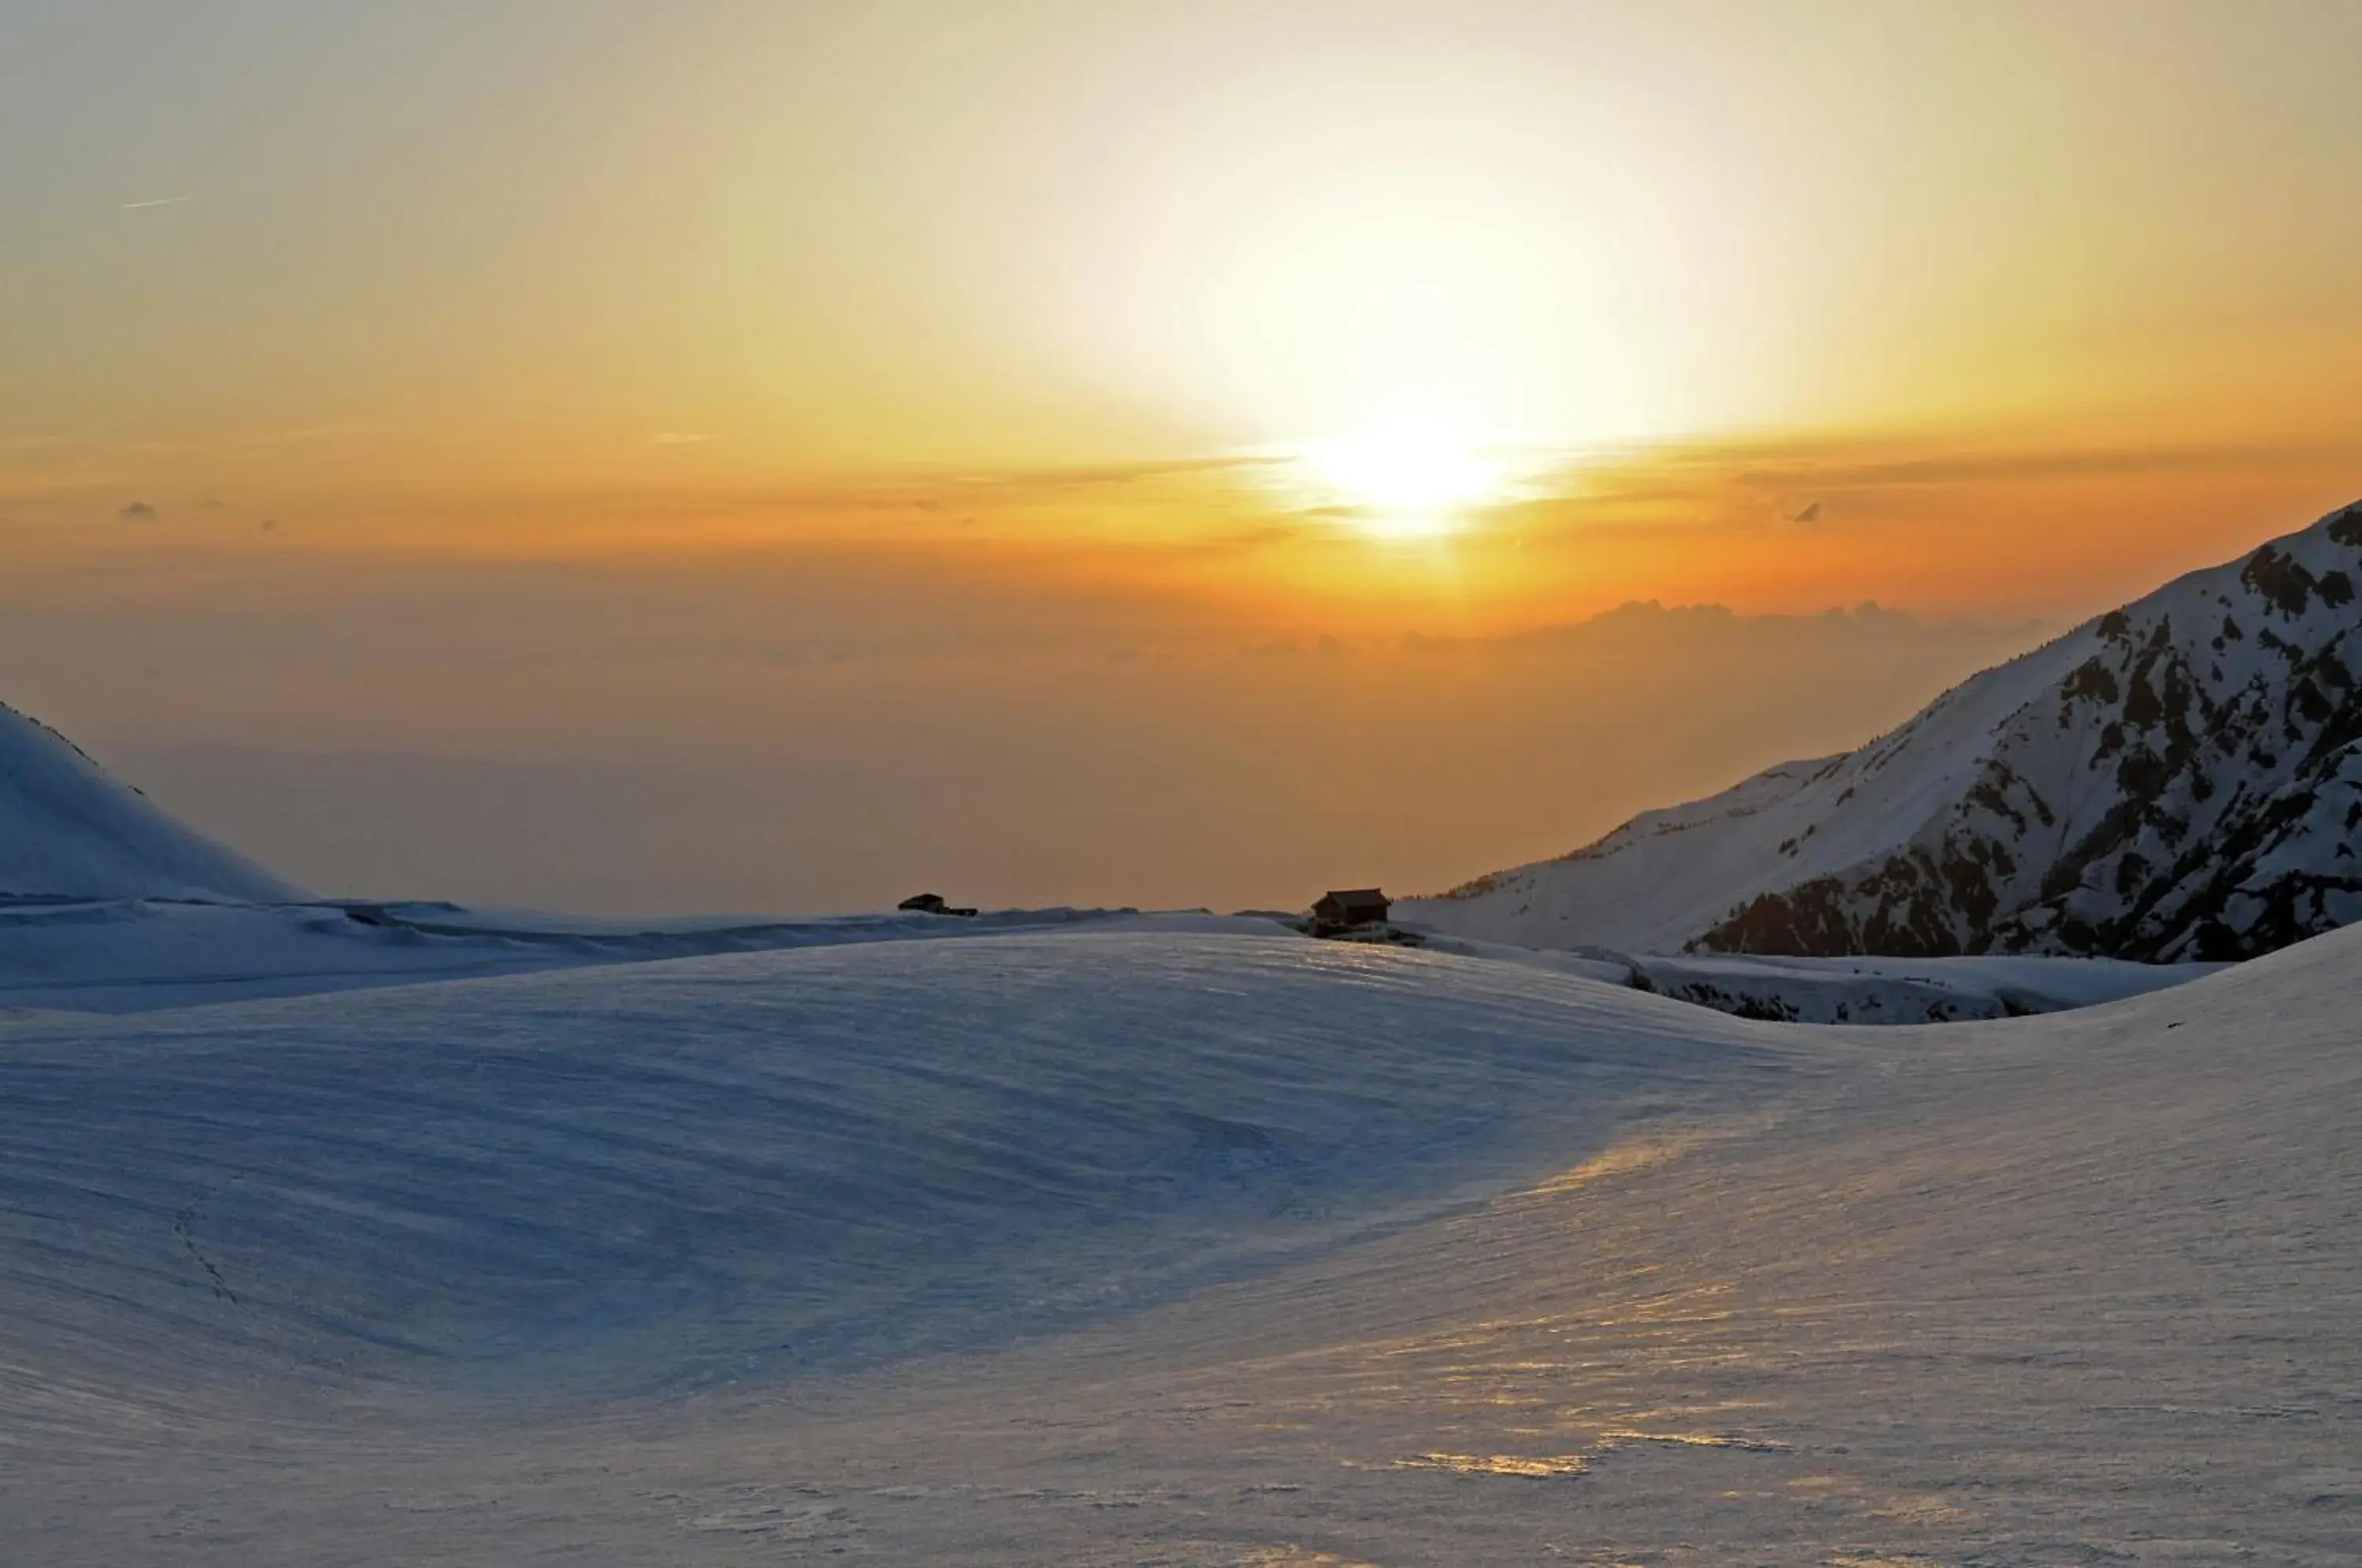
xmin=0 ymin=700 xmax=303 ymax=904
xmin=1404 ymin=499 xmax=2362 ymax=961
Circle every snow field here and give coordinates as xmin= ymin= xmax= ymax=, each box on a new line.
xmin=0 ymin=930 xmax=1782 ymax=1400
xmin=3 ymin=922 xmax=2356 ymax=1562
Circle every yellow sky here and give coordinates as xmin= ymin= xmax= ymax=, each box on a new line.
xmin=6 ymin=2 xmax=2362 ymax=628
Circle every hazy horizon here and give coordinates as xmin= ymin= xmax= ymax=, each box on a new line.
xmin=8 ymin=2 xmax=2362 ymax=911
xmin=14 ymin=579 xmax=2065 ymax=912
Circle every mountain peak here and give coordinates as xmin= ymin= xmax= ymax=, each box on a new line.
xmin=1404 ymin=499 xmax=2362 ymax=961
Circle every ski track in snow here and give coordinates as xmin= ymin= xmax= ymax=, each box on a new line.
xmin=3 ymin=923 xmax=2359 ymax=1563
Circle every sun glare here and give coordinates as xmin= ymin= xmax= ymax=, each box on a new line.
xmin=1296 ymin=412 xmax=1509 ymax=538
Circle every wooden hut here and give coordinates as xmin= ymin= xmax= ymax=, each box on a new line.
xmin=1310 ymin=888 xmax=1392 ymax=933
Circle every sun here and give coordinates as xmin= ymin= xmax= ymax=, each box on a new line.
xmin=1295 ymin=411 xmax=1507 ymax=538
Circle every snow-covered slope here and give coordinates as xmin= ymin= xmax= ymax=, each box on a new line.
xmin=1417 ymin=930 xmax=2226 ymax=1024
xmin=1405 ymin=499 xmax=2362 ymax=960
xmin=1623 ymin=947 xmax=2223 ymax=1023
xmin=0 ymin=897 xmax=1249 ymax=1015
xmin=4 ymin=918 xmax=2359 ymax=1564
xmin=1 ymin=893 xmax=2220 ymax=1024
xmin=0 ymin=701 xmax=302 ymax=903
xmin=0 ymin=930 xmax=1775 ymax=1393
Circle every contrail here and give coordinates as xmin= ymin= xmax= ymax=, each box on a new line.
xmin=122 ymin=194 xmax=198 ymax=210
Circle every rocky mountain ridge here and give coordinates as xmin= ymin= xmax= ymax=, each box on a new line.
xmin=1404 ymin=499 xmax=2362 ymax=961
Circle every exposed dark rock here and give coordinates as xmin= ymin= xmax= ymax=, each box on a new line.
xmin=1427 ymin=501 xmax=2362 ymax=968
xmin=1682 ymin=502 xmax=2362 ymax=963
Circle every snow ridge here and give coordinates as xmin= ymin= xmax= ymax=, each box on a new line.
xmin=0 ymin=701 xmax=305 ymax=904
xmin=1406 ymin=500 xmax=2362 ymax=960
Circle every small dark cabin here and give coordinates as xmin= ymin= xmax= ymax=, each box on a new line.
xmin=1311 ymin=888 xmax=1391 ymax=930
xmin=898 ymin=892 xmax=978 ymax=918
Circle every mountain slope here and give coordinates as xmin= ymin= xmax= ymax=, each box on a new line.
xmin=1404 ymin=499 xmax=2362 ymax=960
xmin=0 ymin=701 xmax=304 ymax=903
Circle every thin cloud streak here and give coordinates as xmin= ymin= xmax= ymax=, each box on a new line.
xmin=121 ymin=194 xmax=198 ymax=211
xmin=1500 ymin=430 xmax=2362 ymax=538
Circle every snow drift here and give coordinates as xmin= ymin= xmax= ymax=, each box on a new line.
xmin=0 ymin=701 xmax=302 ymax=904
xmin=1406 ymin=498 xmax=2362 ymax=961
xmin=0 ymin=930 xmax=1779 ymax=1394
xmin=6 ymin=918 xmax=2360 ymax=1565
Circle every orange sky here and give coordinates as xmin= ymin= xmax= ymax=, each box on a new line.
xmin=5 ymin=2 xmax=2360 ymax=908
xmin=9 ymin=2 xmax=2362 ymax=619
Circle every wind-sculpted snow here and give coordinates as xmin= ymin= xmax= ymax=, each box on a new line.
xmin=0 ymin=930 xmax=1776 ymax=1396
xmin=0 ymin=701 xmax=302 ymax=904
xmin=9 ymin=895 xmax=2208 ymax=1027
xmin=0 ymin=894 xmax=1242 ymax=1015
xmin=1408 ymin=498 xmax=2362 ymax=961
xmin=7 ymin=913 xmax=2361 ymax=1563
